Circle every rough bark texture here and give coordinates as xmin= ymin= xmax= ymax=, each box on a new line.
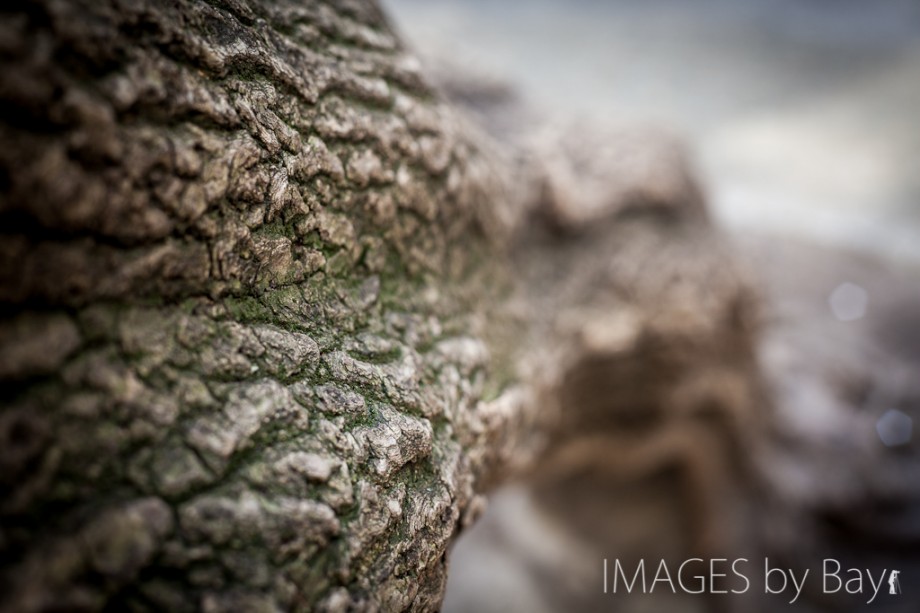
xmin=0 ymin=1 xmax=521 ymax=609
xmin=0 ymin=1 xmax=763 ymax=611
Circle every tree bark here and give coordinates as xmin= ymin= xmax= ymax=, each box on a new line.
xmin=0 ymin=1 xmax=763 ymax=611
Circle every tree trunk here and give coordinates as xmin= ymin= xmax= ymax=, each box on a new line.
xmin=0 ymin=1 xmax=763 ymax=611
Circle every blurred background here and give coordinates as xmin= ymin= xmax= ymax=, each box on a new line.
xmin=382 ymin=0 xmax=920 ymax=261
xmin=380 ymin=0 xmax=920 ymax=611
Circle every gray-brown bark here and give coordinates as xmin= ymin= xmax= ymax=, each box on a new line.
xmin=0 ymin=1 xmax=764 ymax=611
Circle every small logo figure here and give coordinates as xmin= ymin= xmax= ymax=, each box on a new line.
xmin=889 ymin=570 xmax=901 ymax=595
